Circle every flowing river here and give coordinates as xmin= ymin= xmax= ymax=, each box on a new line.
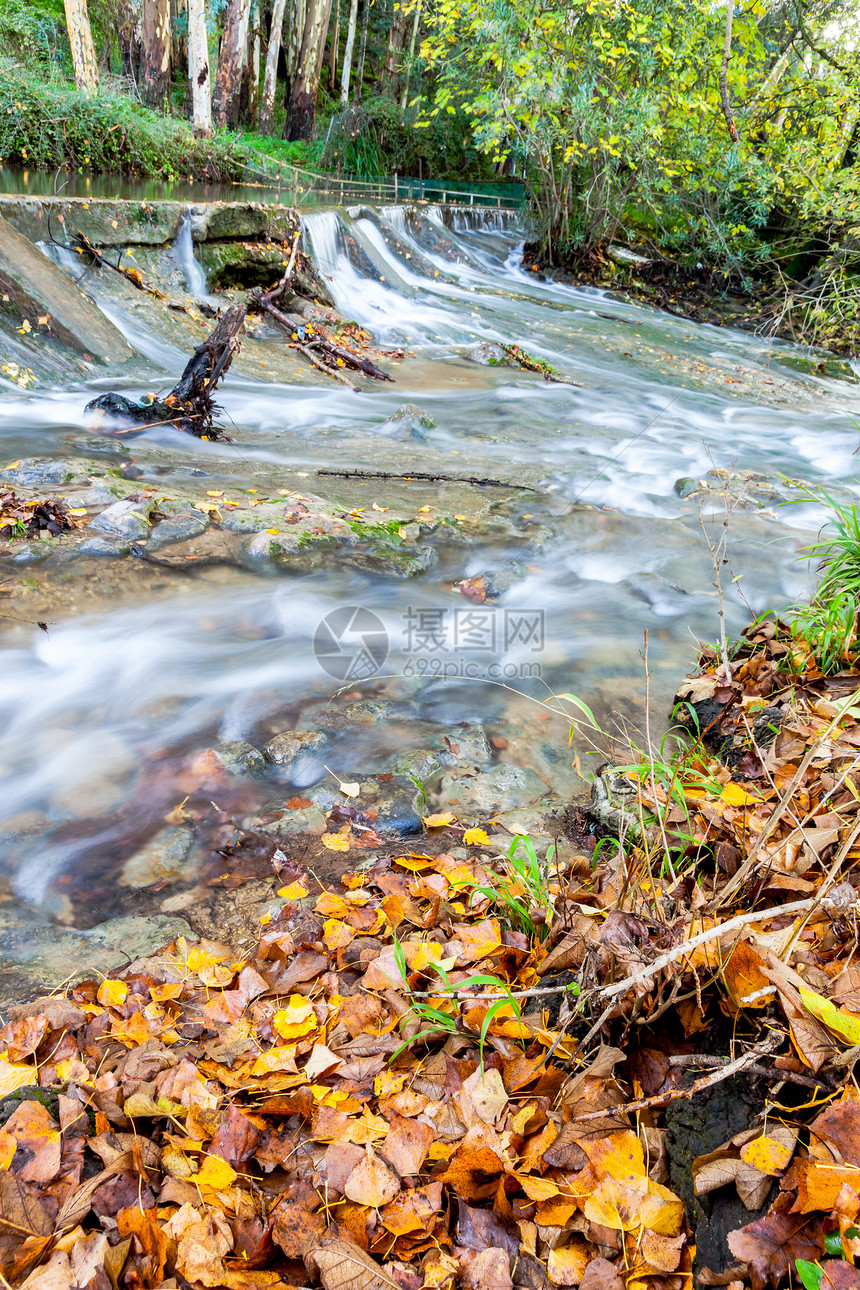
xmin=0 ymin=198 xmax=857 ymax=975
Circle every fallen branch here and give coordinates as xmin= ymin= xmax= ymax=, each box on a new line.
xmin=84 ymin=306 xmax=245 ymax=438
xmin=298 ymin=344 xmax=361 ymax=391
xmin=316 ymin=467 xmax=536 ymax=490
xmin=74 ymin=233 xmax=163 ymax=298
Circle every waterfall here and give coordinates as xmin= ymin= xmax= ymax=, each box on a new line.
xmin=380 ymin=205 xmax=409 ymax=233
xmin=302 ymin=211 xmax=342 ymax=276
xmin=175 ymin=214 xmax=208 ymax=297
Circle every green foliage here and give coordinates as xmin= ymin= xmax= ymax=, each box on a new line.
xmin=0 ymin=0 xmax=68 ymax=69
xmin=0 ymin=64 xmax=246 ymax=180
xmin=788 ymin=487 xmax=860 ymax=674
xmin=241 ymin=133 xmax=327 ymax=172
xmin=321 ymin=97 xmax=495 ymax=182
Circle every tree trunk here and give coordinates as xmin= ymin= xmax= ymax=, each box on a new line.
xmin=171 ymin=0 xmax=188 ymax=81
xmin=399 ymin=0 xmax=420 ymax=109
xmin=248 ymin=25 xmax=261 ymax=124
xmin=354 ymin=0 xmax=367 ymax=100
xmin=380 ymin=0 xmax=407 ymax=98
xmin=141 ymin=0 xmax=171 ymax=107
xmin=213 ymin=0 xmax=251 ymax=129
xmin=188 ymin=0 xmax=213 ymax=136
xmin=284 ymin=0 xmax=308 ymax=103
xmin=64 ymin=0 xmax=100 ymax=95
xmin=338 ymin=0 xmax=358 ymax=104
xmin=329 ymin=6 xmax=339 ymax=92
xmin=259 ymin=0 xmax=287 ymax=133
xmin=284 ymin=0 xmax=333 ymax=140
xmin=719 ymin=0 xmax=740 ymax=142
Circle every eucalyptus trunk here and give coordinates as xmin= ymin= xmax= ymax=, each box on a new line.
xmin=259 ymin=0 xmax=287 ymax=133
xmin=338 ymin=0 xmax=358 ymax=104
xmin=380 ymin=0 xmax=407 ymax=99
xmin=213 ymin=0 xmax=251 ymax=129
xmin=64 ymin=0 xmax=100 ymax=95
xmin=284 ymin=0 xmax=333 ymax=140
xmin=188 ymin=0 xmax=213 ymax=136
xmin=399 ymin=0 xmax=420 ymax=110
xmin=141 ymin=0 xmax=172 ymax=107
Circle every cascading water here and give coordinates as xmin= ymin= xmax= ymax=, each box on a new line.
xmin=175 ymin=213 xmax=209 ymax=297
xmin=2 ymin=195 xmax=858 ymax=951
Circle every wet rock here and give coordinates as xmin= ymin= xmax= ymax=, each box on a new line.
xmin=380 ymin=404 xmax=437 ymax=440
xmin=212 ymin=740 xmax=267 ymax=778
xmin=674 ymin=477 xmax=702 ymax=500
xmin=264 ymin=730 xmax=329 ymax=767
xmin=674 ymin=468 xmax=798 ymax=508
xmin=1 ymin=458 xmax=92 ymax=489
xmin=119 ymin=825 xmax=196 ymax=887
xmin=342 ymin=545 xmax=437 ymax=578
xmin=435 ymin=764 xmax=546 ymax=815
xmin=623 ymin=572 xmax=690 ymax=616
xmin=0 ymin=213 xmax=134 ymax=364
xmin=75 ymin=485 xmax=121 ymax=506
xmin=492 ymin=796 xmax=567 ymax=852
xmin=454 ymin=563 xmax=524 ymax=601
xmin=89 ymin=499 xmax=152 ymax=541
xmin=148 ymin=510 xmax=209 ymax=551
xmin=307 ymin=698 xmax=417 ymax=731
xmin=253 ymin=803 xmax=328 ymax=837
xmin=467 ymin=342 xmax=513 ymax=366
xmin=0 ymin=909 xmax=192 ymax=1006
xmin=243 ymin=530 xmax=302 ymax=562
xmin=436 ymin=726 xmax=493 ymax=766
xmin=389 ymin=748 xmax=444 ymax=784
xmin=13 ymin=543 xmax=54 ymax=565
xmin=306 ymin=774 xmax=424 ymax=837
xmin=77 ymin=534 xmax=130 ymax=557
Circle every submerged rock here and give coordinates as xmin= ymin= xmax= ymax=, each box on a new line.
xmin=212 ymin=740 xmax=267 ymax=778
xmin=380 ymin=404 xmax=437 ymax=440
xmin=264 ymin=730 xmax=329 ymax=767
xmin=77 ymin=534 xmax=130 ymax=557
xmin=119 ymin=825 xmax=196 ymax=888
xmin=305 ymin=774 xmax=424 ymax=837
xmin=467 ymin=342 xmax=513 ymax=366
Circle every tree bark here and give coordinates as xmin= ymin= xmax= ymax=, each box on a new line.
xmin=213 ymin=0 xmax=251 ymax=129
xmin=284 ymin=0 xmax=308 ymax=103
xmin=329 ymin=6 xmax=339 ymax=92
xmin=380 ymin=0 xmax=407 ymax=99
xmin=188 ymin=0 xmax=213 ymax=136
xmin=141 ymin=0 xmax=172 ymax=108
xmin=64 ymin=0 xmax=100 ymax=96
xmin=719 ymin=0 xmax=740 ymax=143
xmin=399 ymin=0 xmax=421 ymax=109
xmin=284 ymin=0 xmax=333 ymax=140
xmin=354 ymin=0 xmax=368 ymax=100
xmin=259 ymin=0 xmax=287 ymax=133
xmin=246 ymin=23 xmax=261 ymax=124
xmin=338 ymin=0 xmax=358 ymax=104
xmin=171 ymin=0 xmax=188 ymax=82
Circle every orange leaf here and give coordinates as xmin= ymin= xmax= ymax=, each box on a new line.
xmin=343 ymin=1145 xmax=400 ymax=1207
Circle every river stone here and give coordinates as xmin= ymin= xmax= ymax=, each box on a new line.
xmin=0 ymin=910 xmax=192 ymax=1004
xmin=148 ymin=510 xmax=209 ymax=550
xmin=623 ymin=571 xmax=690 ymax=615
xmin=212 ymin=740 xmax=267 ymax=778
xmin=306 ymin=698 xmax=416 ymax=731
xmin=264 ymin=730 xmax=328 ymax=766
xmin=467 ymin=342 xmax=513 ymax=366
xmin=77 ymin=534 xmax=130 ymax=557
xmin=306 ymin=774 xmax=424 ymax=837
xmin=253 ymin=803 xmax=328 ymax=837
xmin=492 ymin=795 xmax=567 ymax=852
xmin=436 ymin=726 xmax=493 ymax=766
xmin=0 ymin=458 xmax=92 ymax=489
xmin=89 ymin=499 xmax=152 ymax=540
xmin=343 ymin=546 xmax=437 ymax=578
xmin=380 ymin=403 xmax=437 ymax=439
xmin=75 ymin=485 xmax=120 ymax=506
xmin=119 ymin=825 xmax=196 ymax=887
xmin=243 ymin=530 xmax=302 ymax=562
xmin=14 ymin=543 xmax=54 ymax=565
xmin=435 ymin=764 xmax=546 ymax=815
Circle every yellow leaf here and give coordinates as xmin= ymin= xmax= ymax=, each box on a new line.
xmin=463 ymin=827 xmax=490 ymax=846
xmin=321 ymin=832 xmax=350 ymax=851
xmin=799 ymin=985 xmax=860 ymax=1046
xmin=323 ymin=918 xmax=354 ymax=950
xmin=273 ymin=995 xmax=317 ymax=1040
xmin=206 ymin=490 xmax=224 ymax=497
xmin=265 ymin=527 xmax=280 ymax=534
xmin=67 ymin=507 xmax=88 ymax=515
xmin=278 ymin=881 xmax=308 ymax=900
xmin=4 ymin=463 xmax=20 ymax=470
xmin=515 ymin=1173 xmax=560 ymax=1201
xmin=97 ymin=979 xmax=129 ymax=1007
xmin=547 ymin=1244 xmax=590 ymax=1286
xmin=423 ymin=813 xmax=455 ymax=829
xmin=0 ymin=1129 xmax=15 ymax=1170
xmin=196 ymin=1153 xmax=237 ymax=1192
xmin=720 ymin=783 xmax=761 ymax=807
xmin=0 ymin=1059 xmax=41 ymax=1097
xmin=740 ymin=1134 xmax=794 ymax=1176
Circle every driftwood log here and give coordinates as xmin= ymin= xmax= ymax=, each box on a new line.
xmin=85 ymin=306 xmax=245 ymax=439
xmin=248 ymin=239 xmax=393 ymax=387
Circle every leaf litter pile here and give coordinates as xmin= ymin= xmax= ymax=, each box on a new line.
xmin=8 ymin=618 xmax=860 ymax=1289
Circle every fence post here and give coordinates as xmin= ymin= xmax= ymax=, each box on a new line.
xmin=394 ymin=172 xmax=399 ymax=201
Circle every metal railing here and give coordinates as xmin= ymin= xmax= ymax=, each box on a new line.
xmin=242 ymin=151 xmax=523 ymax=209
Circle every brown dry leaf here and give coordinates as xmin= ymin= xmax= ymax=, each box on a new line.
xmin=382 ymin=1114 xmax=434 ymax=1176
xmin=459 ymin=1068 xmax=508 ymax=1126
xmin=116 ymin=1206 xmax=168 ymax=1283
xmin=722 ymin=940 xmax=770 ymax=1009
xmin=728 ymin=1212 xmax=827 ymax=1290
xmin=343 ymin=1144 xmax=401 ymax=1207
xmin=304 ymin=1236 xmax=403 ymax=1290
xmin=579 ymin=1257 xmax=625 ymax=1290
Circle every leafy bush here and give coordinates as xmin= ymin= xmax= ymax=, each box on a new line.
xmin=321 ymin=96 xmax=495 ymax=182
xmin=0 ymin=65 xmax=247 ymax=180
xmin=0 ymin=0 xmax=68 ymax=69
